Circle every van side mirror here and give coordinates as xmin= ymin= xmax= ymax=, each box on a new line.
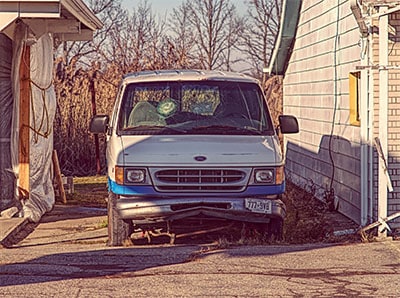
xmin=89 ymin=115 xmax=109 ymax=134
xmin=278 ymin=115 xmax=299 ymax=134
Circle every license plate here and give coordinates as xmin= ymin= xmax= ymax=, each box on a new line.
xmin=245 ymin=199 xmax=272 ymax=214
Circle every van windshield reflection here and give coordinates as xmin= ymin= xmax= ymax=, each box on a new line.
xmin=118 ymin=81 xmax=273 ymax=135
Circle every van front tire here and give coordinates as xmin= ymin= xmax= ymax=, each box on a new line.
xmin=107 ymin=192 xmax=133 ymax=246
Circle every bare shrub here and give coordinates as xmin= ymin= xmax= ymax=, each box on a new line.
xmin=53 ymin=60 xmax=119 ymax=176
xmin=240 ymin=0 xmax=282 ymax=82
xmin=283 ymin=181 xmax=332 ymax=244
xmin=264 ymin=75 xmax=282 ymax=127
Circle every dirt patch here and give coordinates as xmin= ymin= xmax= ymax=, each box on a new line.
xmin=282 ymin=181 xmax=359 ymax=244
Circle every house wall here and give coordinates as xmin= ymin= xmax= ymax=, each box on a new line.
xmin=0 ymin=33 xmax=14 ymax=211
xmin=282 ymin=0 xmax=363 ymax=223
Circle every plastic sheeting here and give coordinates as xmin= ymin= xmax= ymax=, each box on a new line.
xmin=11 ymin=24 xmax=56 ymax=222
xmin=0 ymin=33 xmax=15 ymax=211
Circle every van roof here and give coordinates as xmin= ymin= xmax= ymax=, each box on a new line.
xmin=122 ymin=69 xmax=258 ymax=84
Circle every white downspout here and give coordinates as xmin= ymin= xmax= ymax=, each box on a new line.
xmin=378 ymin=5 xmax=389 ymax=237
xmin=368 ymin=28 xmax=374 ymax=224
xmin=350 ymin=0 xmax=369 ymax=226
xmin=360 ymin=37 xmax=369 ymax=226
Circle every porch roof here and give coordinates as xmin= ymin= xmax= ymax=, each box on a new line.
xmin=0 ymin=0 xmax=103 ymax=41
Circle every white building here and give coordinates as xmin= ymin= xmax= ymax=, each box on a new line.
xmin=269 ymin=0 xmax=400 ymax=232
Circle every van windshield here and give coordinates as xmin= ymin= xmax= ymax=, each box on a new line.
xmin=118 ymin=81 xmax=274 ymax=135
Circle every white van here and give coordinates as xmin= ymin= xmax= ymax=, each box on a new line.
xmin=90 ymin=69 xmax=298 ymax=246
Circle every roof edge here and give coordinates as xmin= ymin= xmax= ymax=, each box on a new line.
xmin=122 ymin=69 xmax=259 ymax=84
xmin=0 ymin=0 xmax=102 ymax=40
xmin=61 ymin=0 xmax=103 ymax=30
xmin=266 ymin=0 xmax=302 ymax=76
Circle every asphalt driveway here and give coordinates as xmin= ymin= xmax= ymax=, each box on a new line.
xmin=1 ymin=205 xmax=400 ymax=297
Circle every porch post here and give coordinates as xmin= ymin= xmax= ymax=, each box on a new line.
xmin=378 ymin=6 xmax=388 ymax=238
xmin=18 ymin=45 xmax=30 ymax=200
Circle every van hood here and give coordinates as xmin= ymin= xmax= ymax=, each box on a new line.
xmin=118 ymin=135 xmax=282 ymax=166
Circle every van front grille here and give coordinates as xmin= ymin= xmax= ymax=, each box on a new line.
xmin=152 ymin=168 xmax=247 ymax=192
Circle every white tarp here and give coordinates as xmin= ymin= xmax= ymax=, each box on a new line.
xmin=11 ymin=23 xmax=56 ymax=222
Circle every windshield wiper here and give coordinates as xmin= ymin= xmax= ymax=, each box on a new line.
xmin=122 ymin=125 xmax=187 ymax=133
xmin=187 ymin=125 xmax=263 ymax=135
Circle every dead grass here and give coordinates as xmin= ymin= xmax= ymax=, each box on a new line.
xmin=282 ymin=181 xmax=333 ymax=244
xmin=64 ymin=176 xmax=108 ymax=208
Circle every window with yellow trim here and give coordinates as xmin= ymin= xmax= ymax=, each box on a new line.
xmin=349 ymin=72 xmax=360 ymax=126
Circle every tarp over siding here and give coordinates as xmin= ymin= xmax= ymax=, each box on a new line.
xmin=0 ymin=33 xmax=14 ymax=211
xmin=10 ymin=24 xmax=57 ymax=222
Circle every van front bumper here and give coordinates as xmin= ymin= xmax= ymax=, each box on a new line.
xmin=116 ymin=195 xmax=286 ymax=224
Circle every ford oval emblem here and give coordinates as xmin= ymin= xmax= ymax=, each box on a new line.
xmin=194 ymin=155 xmax=207 ymax=162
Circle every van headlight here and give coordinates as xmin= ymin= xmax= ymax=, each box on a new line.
xmin=115 ymin=166 xmax=149 ymax=185
xmin=251 ymin=167 xmax=284 ymax=185
xmin=255 ymin=169 xmax=274 ymax=183
xmin=126 ymin=169 xmax=146 ymax=183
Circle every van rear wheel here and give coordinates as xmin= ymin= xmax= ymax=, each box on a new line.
xmin=107 ymin=192 xmax=133 ymax=246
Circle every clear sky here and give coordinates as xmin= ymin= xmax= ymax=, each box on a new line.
xmin=122 ymin=0 xmax=247 ymax=16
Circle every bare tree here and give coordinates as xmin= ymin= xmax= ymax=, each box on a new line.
xmin=53 ymin=0 xmax=127 ymax=176
xmin=144 ymin=13 xmax=169 ymax=69
xmin=241 ymin=0 xmax=282 ymax=82
xmin=99 ymin=1 xmax=171 ymax=73
xmin=184 ymin=0 xmax=243 ymax=70
xmin=221 ymin=12 xmax=244 ymax=71
xmin=167 ymin=2 xmax=199 ymax=69
xmin=58 ymin=0 xmax=126 ymax=67
xmin=127 ymin=1 xmax=159 ymax=71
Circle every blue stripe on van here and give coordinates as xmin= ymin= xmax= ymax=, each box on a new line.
xmin=108 ymin=178 xmax=285 ymax=197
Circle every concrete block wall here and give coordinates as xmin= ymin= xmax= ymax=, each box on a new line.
xmin=370 ymin=11 xmax=400 ymax=227
xmin=388 ymin=12 xmax=400 ymax=226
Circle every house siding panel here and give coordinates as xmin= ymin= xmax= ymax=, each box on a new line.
xmin=283 ymin=0 xmax=362 ymax=223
